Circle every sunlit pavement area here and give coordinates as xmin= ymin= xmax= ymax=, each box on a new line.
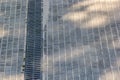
xmin=0 ymin=0 xmax=120 ymax=80
xmin=43 ymin=0 xmax=120 ymax=80
xmin=0 ymin=0 xmax=27 ymax=80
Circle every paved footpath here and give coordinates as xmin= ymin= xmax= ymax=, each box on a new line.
xmin=43 ymin=0 xmax=120 ymax=80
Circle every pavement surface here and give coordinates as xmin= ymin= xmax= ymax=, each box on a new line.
xmin=0 ymin=0 xmax=120 ymax=80
xmin=43 ymin=0 xmax=120 ymax=80
xmin=0 ymin=0 xmax=27 ymax=80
